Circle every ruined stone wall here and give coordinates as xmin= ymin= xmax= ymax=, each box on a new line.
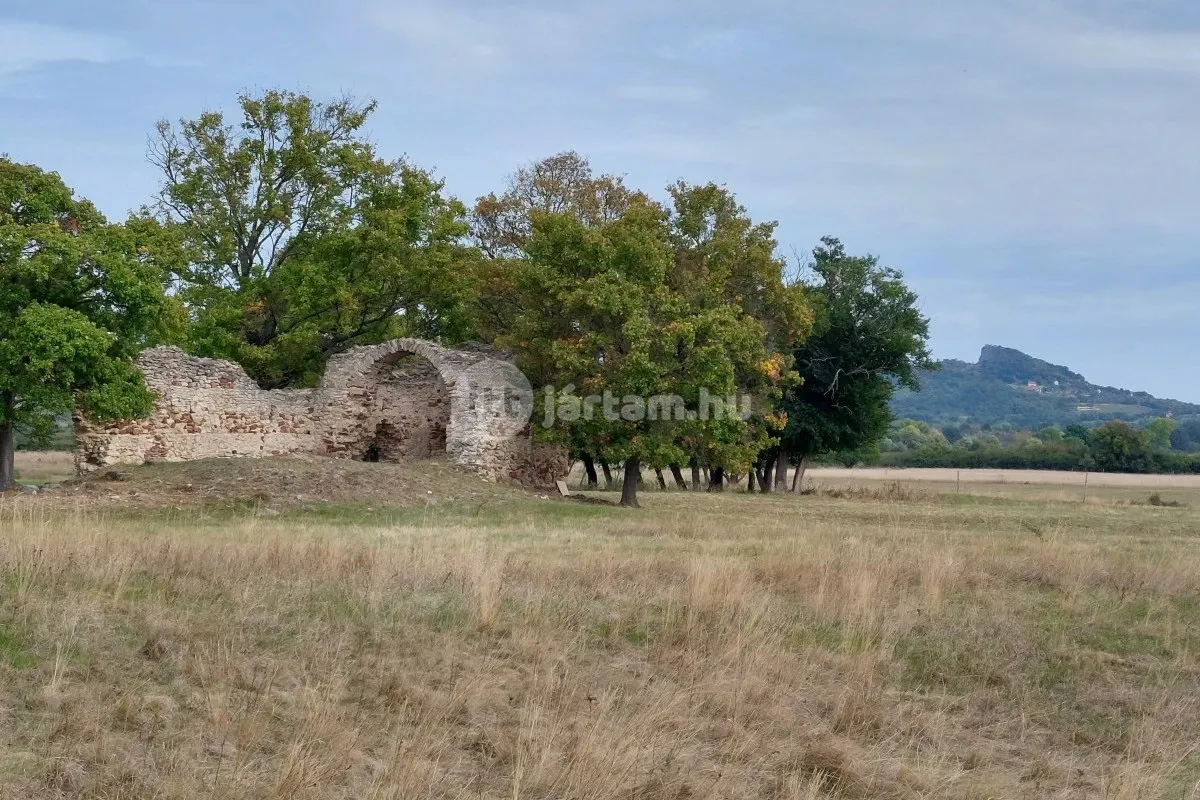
xmin=74 ymin=339 xmax=567 ymax=487
xmin=74 ymin=348 xmax=322 ymax=469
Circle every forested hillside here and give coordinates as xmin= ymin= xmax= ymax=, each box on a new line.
xmin=893 ymin=345 xmax=1200 ymax=429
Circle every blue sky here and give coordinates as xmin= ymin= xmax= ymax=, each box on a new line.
xmin=3 ymin=1 xmax=1199 ymax=400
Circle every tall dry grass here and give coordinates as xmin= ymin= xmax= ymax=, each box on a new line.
xmin=1 ymin=493 xmax=1199 ymax=798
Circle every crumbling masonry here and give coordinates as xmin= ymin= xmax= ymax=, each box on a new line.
xmin=74 ymin=339 xmax=567 ymax=486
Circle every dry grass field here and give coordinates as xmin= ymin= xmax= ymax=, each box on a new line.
xmin=3 ymin=457 xmax=1200 ymax=798
xmin=12 ymin=451 xmax=76 ymax=485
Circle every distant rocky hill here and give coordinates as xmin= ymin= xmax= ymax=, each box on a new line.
xmin=891 ymin=346 xmax=1200 ymax=429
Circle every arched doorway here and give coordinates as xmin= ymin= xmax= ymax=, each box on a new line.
xmin=318 ymin=337 xmax=535 ymax=474
xmin=356 ymin=352 xmax=450 ymax=462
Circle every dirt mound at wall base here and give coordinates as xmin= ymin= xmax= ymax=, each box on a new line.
xmin=43 ymin=455 xmax=537 ymax=510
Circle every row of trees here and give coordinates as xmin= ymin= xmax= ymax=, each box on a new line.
xmin=1 ymin=90 xmax=935 ymax=503
xmin=873 ymin=418 xmax=1200 ymax=474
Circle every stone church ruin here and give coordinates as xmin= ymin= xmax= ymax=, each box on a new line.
xmin=75 ymin=339 xmax=566 ymax=486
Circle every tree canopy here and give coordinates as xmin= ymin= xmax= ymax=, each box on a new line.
xmin=150 ymin=90 xmax=479 ymax=387
xmin=468 ymin=155 xmax=812 ymax=505
xmin=3 ymin=92 xmax=956 ymax=498
xmin=779 ymin=237 xmax=935 ymax=489
xmin=0 ymin=159 xmax=165 ymax=488
xmin=495 ymin=196 xmax=778 ymax=506
xmin=1087 ymin=421 xmax=1154 ymax=473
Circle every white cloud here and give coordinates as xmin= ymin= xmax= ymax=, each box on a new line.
xmin=353 ymin=0 xmax=1200 ymax=247
xmin=591 ymin=3 xmax=1200 ymax=245
xmin=0 ymin=19 xmax=129 ymax=82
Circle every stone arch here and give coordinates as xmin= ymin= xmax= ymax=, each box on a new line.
xmin=320 ymin=338 xmax=491 ymax=465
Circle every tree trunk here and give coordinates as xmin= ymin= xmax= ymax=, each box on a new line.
xmin=707 ymin=466 xmax=725 ymax=492
xmin=655 ymin=467 xmax=668 ymax=491
xmin=619 ymin=457 xmax=641 ymax=507
xmin=746 ymin=471 xmax=757 ymax=492
xmin=774 ymin=450 xmax=790 ymax=492
xmin=690 ymin=460 xmax=701 ymax=492
xmin=759 ymin=459 xmax=774 ymax=494
xmin=669 ymin=464 xmax=687 ymax=490
xmin=600 ymin=460 xmax=614 ymax=490
xmin=792 ymin=453 xmax=811 ymax=493
xmin=581 ymin=453 xmax=599 ymax=489
xmin=0 ymin=392 xmax=15 ymax=491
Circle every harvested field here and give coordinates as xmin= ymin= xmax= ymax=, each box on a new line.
xmin=805 ymin=467 xmax=1200 ymax=508
xmin=810 ymin=466 xmax=1200 ymax=489
xmin=566 ymin=462 xmax=1200 ymax=506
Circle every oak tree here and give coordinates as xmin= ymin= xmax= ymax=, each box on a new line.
xmin=665 ymin=182 xmax=810 ymax=490
xmin=499 ymin=198 xmax=770 ymax=507
xmin=150 ymin=90 xmax=478 ymax=387
xmin=473 ymin=153 xmax=642 ymax=478
xmin=1088 ymin=420 xmax=1154 ymax=473
xmin=780 ymin=237 xmax=934 ymax=491
xmin=0 ymin=160 xmax=164 ymax=488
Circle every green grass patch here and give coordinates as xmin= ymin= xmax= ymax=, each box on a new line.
xmin=0 ymin=623 xmax=37 ymax=670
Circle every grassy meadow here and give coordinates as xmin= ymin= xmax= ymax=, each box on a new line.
xmin=2 ymin=457 xmax=1200 ymax=798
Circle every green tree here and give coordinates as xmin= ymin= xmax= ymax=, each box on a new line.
xmin=471 ymin=152 xmax=639 ymax=345
xmin=1171 ymin=420 xmax=1200 ymax=452
xmin=472 ymin=153 xmax=643 ymax=482
xmin=1143 ymin=417 xmax=1178 ymax=452
xmin=1036 ymin=425 xmax=1064 ymax=444
xmin=150 ymin=90 xmax=477 ymax=387
xmin=891 ymin=419 xmax=949 ymax=451
xmin=150 ymin=90 xmax=386 ymax=291
xmin=472 ymin=151 xmax=636 ymax=260
xmin=0 ymin=160 xmax=164 ymax=488
xmin=832 ymin=440 xmax=882 ymax=468
xmin=665 ymin=183 xmax=811 ymax=490
xmin=1063 ymin=423 xmax=1090 ymax=443
xmin=1087 ymin=420 xmax=1153 ymax=473
xmin=477 ymin=162 xmax=808 ymax=497
xmin=942 ymin=423 xmax=966 ymax=443
xmin=779 ymin=238 xmax=935 ymax=491
xmin=499 ymin=199 xmax=770 ymax=507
